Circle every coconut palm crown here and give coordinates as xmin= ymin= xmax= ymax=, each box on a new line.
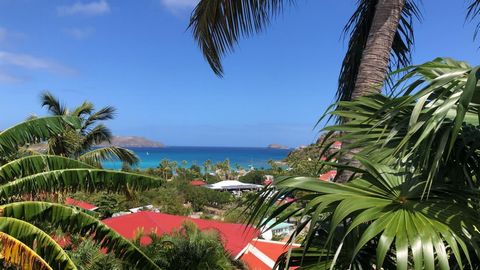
xmin=40 ymin=92 xmax=138 ymax=168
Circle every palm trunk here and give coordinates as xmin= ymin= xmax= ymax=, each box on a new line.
xmin=337 ymin=0 xmax=405 ymax=183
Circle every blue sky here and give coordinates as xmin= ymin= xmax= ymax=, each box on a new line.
xmin=0 ymin=0 xmax=479 ymax=147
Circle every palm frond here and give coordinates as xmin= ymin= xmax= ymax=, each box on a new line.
xmin=0 ymin=169 xmax=162 ymax=202
xmin=0 ymin=155 xmax=94 ymax=184
xmin=80 ymin=124 xmax=113 ymax=150
xmin=0 ymin=231 xmax=53 ymax=270
xmin=0 ymin=217 xmax=77 ymax=269
xmin=82 ymin=106 xmax=116 ymax=133
xmin=253 ymin=160 xmax=480 ymax=269
xmin=189 ymin=0 xmax=292 ymax=76
xmin=78 ymin=147 xmax=139 ymax=167
xmin=0 ymin=116 xmax=81 ymax=157
xmin=40 ymin=91 xmax=68 ymax=116
xmin=0 ymin=201 xmax=161 ymax=270
xmin=466 ymin=0 xmax=480 ymax=41
xmin=71 ymin=101 xmax=94 ymax=118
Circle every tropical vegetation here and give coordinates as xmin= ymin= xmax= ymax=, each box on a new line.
xmin=251 ymin=58 xmax=480 ymax=269
xmin=134 ymin=221 xmax=240 ymax=270
xmin=38 ymin=92 xmax=138 ymax=167
xmin=0 ymin=115 xmax=163 ymax=269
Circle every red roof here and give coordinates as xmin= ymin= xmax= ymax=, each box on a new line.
xmin=319 ymin=170 xmax=337 ymax=181
xmin=332 ymin=141 xmax=342 ymax=149
xmin=65 ymin=197 xmax=98 ymax=211
xmin=238 ymin=239 xmax=300 ymax=270
xmin=190 ymin=180 xmax=206 ymax=186
xmin=102 ymin=211 xmax=259 ymax=256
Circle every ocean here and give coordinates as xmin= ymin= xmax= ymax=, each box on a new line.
xmin=102 ymin=146 xmax=291 ymax=170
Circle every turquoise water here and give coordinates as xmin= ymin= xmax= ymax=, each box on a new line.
xmin=103 ymin=146 xmax=291 ymax=170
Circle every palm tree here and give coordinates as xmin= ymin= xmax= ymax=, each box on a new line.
xmin=250 ymin=58 xmax=480 ymax=269
xmin=189 ymin=0 xmax=422 ymax=101
xmin=40 ymin=92 xmax=138 ymax=168
xmin=134 ymin=221 xmax=236 ymax=270
xmin=0 ymin=116 xmax=163 ymax=269
xmin=203 ymin=159 xmax=211 ymax=178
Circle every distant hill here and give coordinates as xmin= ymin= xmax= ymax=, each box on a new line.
xmin=97 ymin=136 xmax=164 ymax=148
xmin=267 ymin=144 xmax=289 ymax=150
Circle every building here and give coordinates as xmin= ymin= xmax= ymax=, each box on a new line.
xmin=205 ymin=180 xmax=263 ymax=191
xmin=262 ymin=218 xmax=296 ymax=238
xmin=65 ymin=197 xmax=98 ymax=211
xmin=319 ymin=170 xmax=337 ymax=181
xmin=102 ymin=211 xmax=259 ymax=256
xmin=190 ymin=179 xmax=207 ymax=186
xmin=236 ymin=238 xmax=300 ymax=270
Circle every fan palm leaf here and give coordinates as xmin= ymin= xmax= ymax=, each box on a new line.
xmin=254 ymin=159 xmax=480 ymax=269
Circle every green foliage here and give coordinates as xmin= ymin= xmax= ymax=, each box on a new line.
xmin=0 ymin=116 xmax=162 ymax=269
xmin=284 ymin=142 xmax=333 ymax=177
xmin=40 ymin=92 xmax=138 ymax=167
xmin=238 ymin=170 xmax=264 ymax=184
xmin=181 ymin=183 xmax=233 ymax=212
xmin=65 ymin=236 xmax=123 ymax=270
xmin=135 ymin=221 xmax=236 ymax=270
xmin=250 ymin=58 xmax=480 ymax=269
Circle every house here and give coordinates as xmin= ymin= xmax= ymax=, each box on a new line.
xmin=102 ymin=211 xmax=259 ymax=256
xmin=332 ymin=141 xmax=342 ymax=149
xmin=65 ymin=197 xmax=98 ymax=211
xmin=190 ymin=179 xmax=207 ymax=186
xmin=205 ymin=180 xmax=263 ymax=191
xmin=262 ymin=218 xmax=296 ymax=238
xmin=236 ymin=238 xmax=300 ymax=270
xmin=319 ymin=170 xmax=337 ymax=181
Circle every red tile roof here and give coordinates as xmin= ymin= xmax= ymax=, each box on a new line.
xmin=65 ymin=197 xmax=98 ymax=211
xmin=190 ymin=180 xmax=206 ymax=186
xmin=332 ymin=141 xmax=342 ymax=149
xmin=319 ymin=170 xmax=337 ymax=181
xmin=237 ymin=239 xmax=300 ymax=270
xmin=102 ymin=211 xmax=259 ymax=256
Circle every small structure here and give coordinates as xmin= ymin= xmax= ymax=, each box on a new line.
xmin=190 ymin=179 xmax=207 ymax=186
xmin=129 ymin=204 xmax=155 ymax=213
xmin=103 ymin=211 xmax=259 ymax=257
xmin=236 ymin=238 xmax=300 ymax=270
xmin=261 ymin=219 xmax=296 ymax=238
xmin=65 ymin=197 xmax=98 ymax=211
xmin=205 ymin=180 xmax=263 ymax=191
xmin=332 ymin=141 xmax=342 ymax=149
xmin=319 ymin=170 xmax=337 ymax=181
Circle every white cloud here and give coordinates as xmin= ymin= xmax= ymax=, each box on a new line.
xmin=0 ymin=27 xmax=26 ymax=44
xmin=57 ymin=0 xmax=110 ymax=16
xmin=64 ymin=27 xmax=95 ymax=40
xmin=0 ymin=70 xmax=22 ymax=83
xmin=0 ymin=51 xmax=76 ymax=75
xmin=161 ymin=0 xmax=198 ymax=13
